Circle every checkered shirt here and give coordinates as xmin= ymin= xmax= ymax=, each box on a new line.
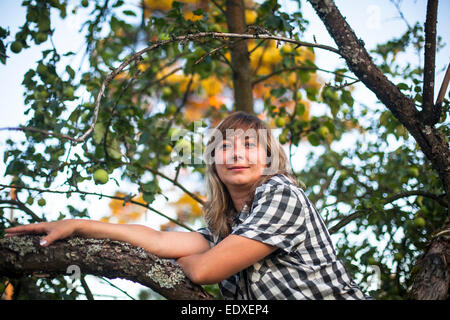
xmin=197 ymin=174 xmax=367 ymax=300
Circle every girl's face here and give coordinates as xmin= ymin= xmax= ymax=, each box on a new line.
xmin=214 ymin=131 xmax=268 ymax=189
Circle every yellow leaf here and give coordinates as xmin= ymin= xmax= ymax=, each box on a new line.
xmin=201 ymin=76 xmax=223 ymax=96
xmin=107 ymin=192 xmax=147 ymax=224
xmin=137 ymin=62 xmax=150 ymax=72
xmin=245 ymin=10 xmax=257 ymax=24
xmin=171 ymin=193 xmax=203 ymax=219
xmin=184 ymin=11 xmax=203 ymax=21
xmin=208 ymin=95 xmax=224 ymax=109
xmin=143 ymin=0 xmax=173 ymax=11
xmin=295 ymin=47 xmax=315 ymax=64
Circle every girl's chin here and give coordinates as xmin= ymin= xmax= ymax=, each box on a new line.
xmin=224 ymin=173 xmax=260 ymax=185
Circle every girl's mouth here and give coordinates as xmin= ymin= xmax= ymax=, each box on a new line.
xmin=228 ymin=166 xmax=250 ymax=171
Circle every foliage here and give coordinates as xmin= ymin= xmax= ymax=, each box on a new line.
xmin=0 ymin=0 xmax=448 ymax=300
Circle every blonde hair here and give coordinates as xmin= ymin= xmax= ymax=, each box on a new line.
xmin=203 ymin=111 xmax=298 ymax=238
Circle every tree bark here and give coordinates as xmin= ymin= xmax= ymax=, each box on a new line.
xmin=0 ymin=235 xmax=215 ymax=300
xmin=225 ymin=0 xmax=254 ymax=114
xmin=421 ymin=0 xmax=439 ymax=125
xmin=306 ymin=0 xmax=450 ymax=214
xmin=409 ymin=224 xmax=450 ymax=300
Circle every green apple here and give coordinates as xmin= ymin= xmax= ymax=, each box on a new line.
xmin=278 ymin=133 xmax=288 ymax=144
xmin=37 ymin=63 xmax=48 ymax=76
xmin=35 ymin=32 xmax=48 ymax=44
xmin=162 ymin=87 xmax=173 ymax=98
xmin=394 ymin=253 xmax=403 ymax=261
xmin=64 ymin=87 xmax=75 ymax=98
xmin=26 ymin=196 xmax=34 ymax=205
xmin=175 ymin=138 xmax=191 ymax=153
xmin=408 ymin=167 xmax=419 ymax=178
xmin=164 ymin=144 xmax=173 ymax=154
xmin=10 ymin=41 xmax=22 ymax=53
xmin=166 ymin=104 xmax=177 ymax=115
xmin=275 ymin=117 xmax=286 ymax=128
xmin=414 ymin=217 xmax=426 ymax=228
xmin=37 ymin=198 xmax=46 ymax=207
xmin=318 ymin=126 xmax=330 ymax=138
xmin=93 ymin=169 xmax=109 ymax=185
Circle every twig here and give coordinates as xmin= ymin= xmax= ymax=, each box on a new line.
xmin=99 ymin=277 xmax=136 ymax=300
xmin=80 ymin=276 xmax=94 ymax=300
xmin=0 ymin=184 xmax=193 ymax=231
xmin=143 ymin=165 xmax=204 ymax=205
xmin=195 ymin=43 xmax=228 ymax=65
xmin=0 ymin=199 xmax=43 ymax=222
xmin=328 ymin=189 xmax=447 ymax=234
xmin=0 ymin=32 xmax=340 ymax=144
xmin=252 ymin=65 xmax=358 ymax=85
xmin=435 ymin=62 xmax=450 ymax=108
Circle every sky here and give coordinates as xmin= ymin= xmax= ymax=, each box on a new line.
xmin=0 ymin=0 xmax=449 ymax=299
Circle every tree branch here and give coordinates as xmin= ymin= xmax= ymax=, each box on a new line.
xmin=0 ymin=184 xmax=193 ymax=231
xmin=0 ymin=32 xmax=340 ymax=144
xmin=328 ymin=190 xmax=447 ymax=234
xmin=0 ymin=235 xmax=215 ymax=300
xmin=252 ymin=65 xmax=358 ymax=86
xmin=409 ymin=221 xmax=450 ymax=300
xmin=307 ymin=0 xmax=450 ymax=216
xmin=435 ymin=62 xmax=450 ymax=108
xmin=0 ymin=199 xmax=43 ymax=222
xmin=421 ymin=0 xmax=439 ymax=124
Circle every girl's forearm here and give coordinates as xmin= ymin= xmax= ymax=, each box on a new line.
xmin=74 ymin=219 xmax=164 ymax=255
xmin=74 ymin=219 xmax=210 ymax=259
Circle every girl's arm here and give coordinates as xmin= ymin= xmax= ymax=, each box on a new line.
xmin=5 ymin=219 xmax=210 ymax=259
xmin=177 ymin=234 xmax=276 ymax=284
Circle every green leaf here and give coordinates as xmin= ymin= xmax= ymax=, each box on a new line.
xmin=397 ymin=83 xmax=409 ymax=91
xmin=142 ymin=180 xmax=158 ymax=193
xmin=122 ymin=10 xmax=136 ymax=17
xmin=142 ymin=192 xmax=155 ymax=204
xmin=66 ymin=65 xmax=75 ymax=79
xmin=341 ymin=90 xmax=354 ymax=107
xmin=307 ymin=132 xmax=320 ymax=146
xmin=93 ymin=123 xmax=106 ymax=144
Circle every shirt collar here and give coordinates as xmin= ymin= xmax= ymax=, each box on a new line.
xmin=233 ymin=204 xmax=250 ymax=226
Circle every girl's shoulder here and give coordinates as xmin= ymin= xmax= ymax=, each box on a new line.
xmin=255 ymin=173 xmax=300 ymax=194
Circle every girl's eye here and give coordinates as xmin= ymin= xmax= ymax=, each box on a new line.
xmin=245 ymin=142 xmax=256 ymax=148
xmin=220 ymin=143 xmax=230 ymax=150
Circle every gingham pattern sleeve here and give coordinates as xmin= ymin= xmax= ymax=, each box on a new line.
xmin=231 ymin=182 xmax=305 ymax=253
xmin=196 ymin=226 xmax=217 ymax=248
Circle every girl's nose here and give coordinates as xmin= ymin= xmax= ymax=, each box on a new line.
xmin=233 ymin=140 xmax=245 ymax=161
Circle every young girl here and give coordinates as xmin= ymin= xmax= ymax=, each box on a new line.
xmin=5 ymin=111 xmax=367 ymax=300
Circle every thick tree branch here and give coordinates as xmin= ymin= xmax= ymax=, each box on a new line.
xmin=421 ymin=0 xmax=439 ymax=124
xmin=307 ymin=0 xmax=450 ymax=216
xmin=409 ymin=222 xmax=450 ymax=300
xmin=0 ymin=235 xmax=215 ymax=300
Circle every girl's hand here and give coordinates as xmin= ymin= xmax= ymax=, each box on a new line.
xmin=4 ymin=220 xmax=79 ymax=247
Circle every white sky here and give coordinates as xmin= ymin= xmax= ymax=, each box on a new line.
xmin=0 ymin=0 xmax=449 ymax=299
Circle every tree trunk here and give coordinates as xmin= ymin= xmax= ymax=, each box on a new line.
xmin=225 ymin=0 xmax=254 ymax=114
xmin=0 ymin=235 xmax=215 ymax=300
